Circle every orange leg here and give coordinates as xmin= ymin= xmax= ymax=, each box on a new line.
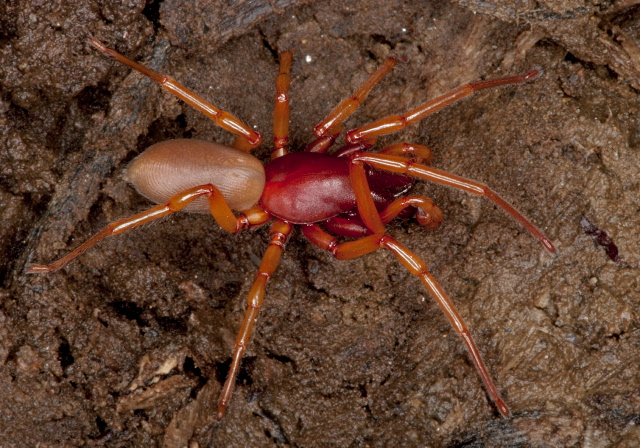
xmin=378 ymin=142 xmax=433 ymax=165
xmin=272 ymin=51 xmax=293 ymax=159
xmin=302 ymin=224 xmax=511 ymax=418
xmin=26 ymin=185 xmax=270 ymax=273
xmin=348 ymin=161 xmax=385 ymax=234
xmin=352 ymin=152 xmax=556 ymax=253
xmin=346 ymin=70 xmax=540 ymax=144
xmin=379 ymin=195 xmax=443 ymax=231
xmin=88 ymin=38 xmax=262 ymax=151
xmin=305 ymin=56 xmax=397 ymax=153
xmin=324 ymin=194 xmax=442 ymax=238
xmin=305 ymin=155 xmax=519 ymax=417
xmin=314 ymin=57 xmax=397 ymax=138
xmin=304 ymin=125 xmax=342 ymax=154
xmin=310 ymin=153 xmax=511 ymax=417
xmin=217 ymin=220 xmax=292 ymax=420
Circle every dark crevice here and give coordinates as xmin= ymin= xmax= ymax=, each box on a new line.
xmin=0 ymin=1 xmax=17 ymax=45
xmin=370 ymin=33 xmax=393 ymax=49
xmin=76 ymin=81 xmax=111 ymax=116
xmin=88 ymin=415 xmax=111 ymax=441
xmin=58 ymin=337 xmax=75 ymax=370
xmin=108 ymin=300 xmax=148 ymax=327
xmin=215 ymin=356 xmax=257 ymax=386
xmin=95 ymin=415 xmax=107 ymax=434
xmin=259 ymin=407 xmax=294 ymax=446
xmin=607 ymin=331 xmax=624 ymax=341
xmin=259 ymin=31 xmax=279 ymax=62
xmin=564 ymin=51 xmax=580 ymax=64
xmin=6 ymin=101 xmax=30 ymax=126
xmin=237 ymin=356 xmax=256 ymax=386
xmin=216 ymin=281 xmax=243 ymax=302
xmin=183 ymin=356 xmax=208 ymax=399
xmin=265 ymin=350 xmax=295 ymax=366
xmin=142 ymin=0 xmax=164 ymax=33
xmin=156 ymin=315 xmax=188 ymax=336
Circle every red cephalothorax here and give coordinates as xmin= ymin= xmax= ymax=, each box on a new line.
xmin=261 ymin=151 xmax=413 ymax=223
xmin=27 ymin=38 xmax=555 ymax=420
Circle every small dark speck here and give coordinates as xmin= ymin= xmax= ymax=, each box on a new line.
xmin=580 ymin=216 xmax=621 ymax=263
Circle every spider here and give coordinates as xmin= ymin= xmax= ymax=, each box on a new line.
xmin=27 ymin=38 xmax=555 ymax=420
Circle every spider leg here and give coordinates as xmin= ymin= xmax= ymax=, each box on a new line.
xmin=302 ymin=160 xmax=512 ymax=417
xmin=353 ymin=152 xmax=556 ymax=253
xmin=217 ymin=220 xmax=292 ymax=420
xmin=346 ymin=69 xmax=540 ymax=144
xmin=324 ymin=195 xmax=443 ymax=238
xmin=305 ymin=57 xmax=397 ymax=154
xmin=26 ymin=185 xmax=269 ymax=273
xmin=348 ymin=161 xmax=385 ymax=234
xmin=332 ymin=140 xmax=432 ymax=163
xmin=365 ymin=142 xmax=441 ymax=230
xmin=334 ymin=141 xmax=441 ymax=230
xmin=88 ymin=38 xmax=262 ymax=151
xmin=272 ymin=51 xmax=293 ymax=159
xmin=377 ymin=142 xmax=433 ymax=165
xmin=378 ymin=195 xmax=443 ymax=231
xmin=301 ymin=223 xmax=511 ymax=418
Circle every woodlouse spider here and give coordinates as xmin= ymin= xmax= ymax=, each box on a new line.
xmin=27 ymin=38 xmax=556 ymax=420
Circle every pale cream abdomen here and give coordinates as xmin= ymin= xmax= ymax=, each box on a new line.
xmin=126 ymin=139 xmax=265 ymax=212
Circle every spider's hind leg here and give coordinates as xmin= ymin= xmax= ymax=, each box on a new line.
xmin=26 ymin=185 xmax=263 ymax=273
xmin=216 ymin=220 xmax=292 ymax=420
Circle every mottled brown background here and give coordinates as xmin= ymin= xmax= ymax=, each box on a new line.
xmin=1 ymin=0 xmax=640 ymax=446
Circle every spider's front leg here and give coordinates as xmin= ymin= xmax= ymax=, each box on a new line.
xmin=345 ymin=69 xmax=541 ymax=145
xmin=88 ymin=38 xmax=262 ymax=151
xmin=305 ymin=56 xmax=397 ymax=154
xmin=353 ymin=152 xmax=555 ymax=253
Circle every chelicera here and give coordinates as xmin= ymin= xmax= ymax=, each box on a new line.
xmin=28 ymin=38 xmax=555 ymax=420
